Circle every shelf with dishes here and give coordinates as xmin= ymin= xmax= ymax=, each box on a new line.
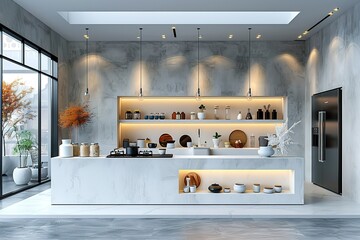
xmin=178 ymin=189 xmax=291 ymax=195
xmin=118 ymin=119 xmax=285 ymax=124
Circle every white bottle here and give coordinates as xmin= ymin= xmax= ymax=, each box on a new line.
xmin=59 ymin=139 xmax=73 ymax=157
xmin=237 ymin=111 xmax=242 ymax=120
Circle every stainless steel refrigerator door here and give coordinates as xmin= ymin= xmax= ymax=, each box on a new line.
xmin=312 ymin=88 xmax=342 ymax=194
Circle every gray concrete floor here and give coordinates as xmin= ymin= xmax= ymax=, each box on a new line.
xmin=1 ymin=183 xmax=360 ymax=239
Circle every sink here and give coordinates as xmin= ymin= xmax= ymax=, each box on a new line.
xmin=191 ymin=147 xmax=210 ymax=155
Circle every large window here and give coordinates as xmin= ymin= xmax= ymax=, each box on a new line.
xmin=0 ymin=25 xmax=58 ymax=198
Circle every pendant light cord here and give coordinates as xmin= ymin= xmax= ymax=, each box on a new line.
xmin=248 ymin=27 xmax=252 ymax=97
xmin=139 ymin=28 xmax=143 ymax=96
xmin=85 ymin=28 xmax=89 ymax=96
xmin=197 ymin=27 xmax=200 ymax=95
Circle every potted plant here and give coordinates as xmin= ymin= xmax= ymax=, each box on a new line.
xmin=12 ymin=129 xmax=36 ymax=185
xmin=197 ymin=104 xmax=206 ymax=120
xmin=212 ymin=132 xmax=222 ymax=148
xmin=1 ymin=78 xmax=35 ymax=175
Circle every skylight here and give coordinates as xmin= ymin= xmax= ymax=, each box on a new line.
xmin=58 ymin=11 xmax=300 ymax=25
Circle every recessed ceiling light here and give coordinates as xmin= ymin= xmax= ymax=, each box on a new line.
xmin=172 ymin=26 xmax=176 ymax=30
xmin=333 ymin=8 xmax=339 ymax=12
xmin=228 ymin=34 xmax=233 ymax=39
xmin=199 ymin=35 xmax=202 ymax=39
xmin=256 ymin=34 xmax=262 ymax=39
xmin=162 ymin=34 xmax=166 ymax=39
xmin=298 ymin=35 xmax=302 ymax=39
xmin=58 ymin=11 xmax=300 ymax=25
xmin=328 ymin=12 xmax=334 ymax=16
xmin=303 ymin=31 xmax=309 ymax=35
xmin=137 ymin=36 xmax=140 ymax=39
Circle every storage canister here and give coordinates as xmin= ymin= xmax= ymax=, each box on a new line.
xmin=90 ymin=143 xmax=100 ymax=157
xmin=80 ymin=143 xmax=90 ymax=157
xmin=72 ymin=143 xmax=80 ymax=156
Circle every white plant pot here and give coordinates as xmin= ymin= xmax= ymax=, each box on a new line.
xmin=258 ymin=146 xmax=275 ymax=157
xmin=212 ymin=139 xmax=220 ymax=148
xmin=197 ymin=112 xmax=206 ymax=120
xmin=13 ymin=167 xmax=32 ymax=185
xmin=59 ymin=139 xmax=73 ymax=157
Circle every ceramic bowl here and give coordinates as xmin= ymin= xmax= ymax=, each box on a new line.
xmin=166 ymin=143 xmax=175 ymax=149
xmin=158 ymin=149 xmax=166 ymax=155
xmin=263 ymin=187 xmax=274 ymax=194
xmin=148 ymin=143 xmax=157 ymax=148
xmin=274 ymin=185 xmax=282 ymax=193
xmin=233 ymin=183 xmax=246 ymax=193
xmin=224 ymin=187 xmax=231 ymax=193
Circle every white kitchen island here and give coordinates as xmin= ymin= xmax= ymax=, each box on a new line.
xmin=51 ymin=155 xmax=304 ymax=205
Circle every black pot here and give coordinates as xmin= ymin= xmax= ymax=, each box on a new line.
xmin=126 ymin=146 xmax=139 ymax=156
xmin=208 ymin=183 xmax=223 ymax=193
xmin=148 ymin=143 xmax=157 ymax=148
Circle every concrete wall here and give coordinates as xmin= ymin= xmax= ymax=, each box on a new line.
xmin=0 ymin=0 xmax=69 ymax=120
xmin=305 ymin=2 xmax=360 ymax=201
xmin=68 ymin=41 xmax=305 ymax=155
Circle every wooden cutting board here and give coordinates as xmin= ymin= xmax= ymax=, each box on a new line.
xmin=184 ymin=172 xmax=201 ymax=188
xmin=229 ymin=130 xmax=247 ymax=148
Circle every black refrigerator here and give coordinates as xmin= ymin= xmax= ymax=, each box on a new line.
xmin=312 ymin=88 xmax=342 ymax=194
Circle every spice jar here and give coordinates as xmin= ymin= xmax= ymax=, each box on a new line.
xmin=80 ymin=143 xmax=90 ymax=157
xmin=172 ymin=112 xmax=177 ymax=119
xmin=160 ymin=113 xmax=165 ymax=120
xmin=190 ymin=112 xmax=196 ymax=120
xmin=72 ymin=143 xmax=80 ymax=157
xmin=125 ymin=110 xmax=133 ymax=120
xmin=90 ymin=143 xmax=100 ymax=157
xmin=225 ymin=105 xmax=231 ymax=120
xmin=214 ymin=105 xmax=219 ymax=120
xmin=176 ymin=112 xmax=181 ymax=120
xmin=180 ymin=112 xmax=186 ymax=119
xmin=133 ymin=110 xmax=141 ymax=119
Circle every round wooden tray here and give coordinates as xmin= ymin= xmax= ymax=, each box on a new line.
xmin=179 ymin=135 xmax=192 ymax=147
xmin=229 ymin=130 xmax=247 ymax=148
xmin=159 ymin=133 xmax=173 ymax=147
xmin=184 ymin=172 xmax=201 ymax=188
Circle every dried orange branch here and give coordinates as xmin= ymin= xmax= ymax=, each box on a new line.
xmin=59 ymin=104 xmax=92 ymax=129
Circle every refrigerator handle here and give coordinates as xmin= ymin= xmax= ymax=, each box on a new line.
xmin=318 ymin=111 xmax=326 ymax=163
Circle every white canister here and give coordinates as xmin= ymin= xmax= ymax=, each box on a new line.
xmin=59 ymin=139 xmax=73 ymax=157
xmin=137 ymin=139 xmax=145 ymax=148
xmin=253 ymin=184 xmax=261 ymax=193
xmin=90 ymin=143 xmax=100 ymax=157
xmin=190 ymin=185 xmax=197 ymax=193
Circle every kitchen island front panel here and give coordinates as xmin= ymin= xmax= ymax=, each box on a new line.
xmin=51 ymin=156 xmax=304 ymax=204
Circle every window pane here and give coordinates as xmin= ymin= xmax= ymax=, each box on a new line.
xmin=53 ymin=61 xmax=58 ymax=78
xmin=41 ymin=53 xmax=51 ymax=75
xmin=2 ymin=59 xmax=39 ymax=193
xmin=25 ymin=44 xmax=39 ymax=70
xmin=0 ymin=31 xmax=2 ymax=55
xmin=2 ymin=32 xmax=22 ymax=62
xmin=40 ymin=74 xmax=51 ymax=168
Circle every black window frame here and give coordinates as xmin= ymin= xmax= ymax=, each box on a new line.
xmin=0 ymin=23 xmax=58 ymax=199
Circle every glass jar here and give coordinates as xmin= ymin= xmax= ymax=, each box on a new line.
xmin=214 ymin=105 xmax=219 ymax=120
xmin=72 ymin=143 xmax=80 ymax=157
xmin=181 ymin=112 xmax=185 ymax=119
xmin=154 ymin=113 xmax=160 ymax=120
xmin=176 ymin=112 xmax=181 ymax=120
xmin=250 ymin=134 xmax=255 ymax=148
xmin=125 ymin=110 xmax=133 ymax=120
xmin=225 ymin=105 xmax=231 ymax=120
xmin=80 ymin=143 xmax=90 ymax=157
xmin=160 ymin=113 xmax=165 ymax=120
xmin=190 ymin=112 xmax=196 ymax=120
xmin=133 ymin=110 xmax=141 ymax=119
xmin=90 ymin=143 xmax=100 ymax=157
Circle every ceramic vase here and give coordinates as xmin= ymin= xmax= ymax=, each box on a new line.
xmin=59 ymin=139 xmax=73 ymax=157
xmin=197 ymin=112 xmax=206 ymax=120
xmin=212 ymin=139 xmax=220 ymax=148
xmin=258 ymin=146 xmax=275 ymax=157
xmin=13 ymin=167 xmax=31 ymax=185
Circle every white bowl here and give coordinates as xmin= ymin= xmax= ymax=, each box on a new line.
xmin=263 ymin=187 xmax=274 ymax=194
xmin=233 ymin=183 xmax=246 ymax=193
xmin=158 ymin=149 xmax=166 ymax=155
xmin=274 ymin=185 xmax=282 ymax=193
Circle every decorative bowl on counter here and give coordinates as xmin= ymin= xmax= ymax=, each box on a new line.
xmin=263 ymin=187 xmax=274 ymax=194
xmin=148 ymin=143 xmax=157 ymax=148
xmin=208 ymin=183 xmax=222 ymax=193
xmin=274 ymin=185 xmax=282 ymax=193
xmin=258 ymin=146 xmax=275 ymax=157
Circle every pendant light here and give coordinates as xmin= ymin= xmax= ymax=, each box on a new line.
xmin=138 ymin=27 xmax=143 ymax=100
xmin=247 ymin=27 xmax=252 ymax=99
xmin=195 ymin=27 xmax=201 ymax=101
xmin=84 ymin=28 xmax=90 ymax=100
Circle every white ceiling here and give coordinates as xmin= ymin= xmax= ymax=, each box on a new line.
xmin=13 ymin=0 xmax=359 ymax=41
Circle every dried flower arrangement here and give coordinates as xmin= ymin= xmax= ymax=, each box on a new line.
xmin=59 ymin=104 xmax=92 ymax=129
xmin=2 ymin=78 xmax=36 ymax=155
xmin=266 ymin=119 xmax=301 ymax=155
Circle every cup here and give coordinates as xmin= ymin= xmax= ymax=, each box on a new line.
xmin=158 ymin=149 xmax=166 ymax=155
xmin=253 ymin=184 xmax=260 ymax=193
xmin=187 ymin=142 xmax=193 ymax=148
xmin=224 ymin=142 xmax=230 ymax=148
xmin=190 ymin=185 xmax=197 ymax=193
xmin=183 ymin=186 xmax=190 ymax=193
xmin=274 ymin=185 xmax=282 ymax=193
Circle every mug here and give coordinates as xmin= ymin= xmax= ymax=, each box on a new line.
xmin=187 ymin=142 xmax=193 ymax=148
xmin=253 ymin=184 xmax=260 ymax=193
xmin=190 ymin=185 xmax=197 ymax=193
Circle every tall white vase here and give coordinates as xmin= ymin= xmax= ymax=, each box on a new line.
xmin=59 ymin=139 xmax=73 ymax=157
xmin=212 ymin=139 xmax=220 ymax=148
